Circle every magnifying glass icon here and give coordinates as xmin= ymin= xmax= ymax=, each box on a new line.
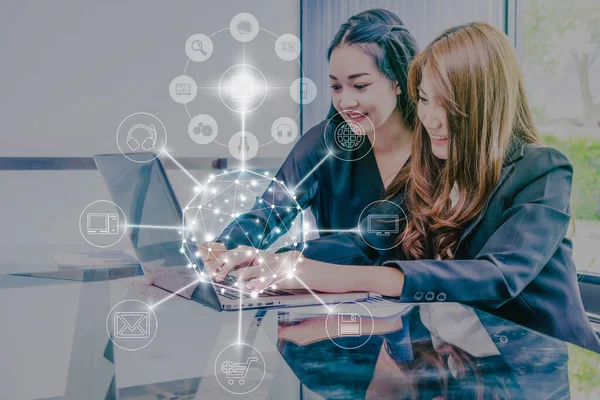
xmin=191 ymin=39 xmax=208 ymax=56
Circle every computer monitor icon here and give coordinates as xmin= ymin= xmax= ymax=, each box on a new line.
xmin=87 ymin=213 xmax=119 ymax=235
xmin=367 ymin=214 xmax=400 ymax=236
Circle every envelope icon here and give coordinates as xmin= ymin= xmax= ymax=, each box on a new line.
xmin=114 ymin=312 xmax=150 ymax=339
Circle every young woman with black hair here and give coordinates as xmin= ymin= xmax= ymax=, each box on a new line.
xmin=200 ymin=9 xmax=419 ymax=267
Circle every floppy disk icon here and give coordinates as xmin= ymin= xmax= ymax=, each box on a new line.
xmin=114 ymin=312 xmax=150 ymax=339
xmin=338 ymin=313 xmax=361 ymax=337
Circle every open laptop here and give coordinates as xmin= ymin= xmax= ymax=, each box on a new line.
xmin=94 ymin=152 xmax=371 ymax=311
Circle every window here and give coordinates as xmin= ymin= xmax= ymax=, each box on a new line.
xmin=519 ymin=0 xmax=600 ymax=274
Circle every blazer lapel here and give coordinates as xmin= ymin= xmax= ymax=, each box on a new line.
xmin=455 ymin=141 xmax=525 ymax=250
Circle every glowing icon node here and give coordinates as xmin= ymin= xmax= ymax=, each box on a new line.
xmin=79 ymin=200 xmax=127 ymax=248
xmin=325 ymin=301 xmax=374 ymax=349
xmin=185 ymin=33 xmax=214 ymax=62
xmin=324 ymin=111 xmax=376 ymax=162
xmin=169 ymin=75 xmax=197 ymax=104
xmin=228 ymin=131 xmax=259 ymax=161
xmin=214 ymin=343 xmax=265 ymax=394
xmin=219 ymin=64 xmax=267 ymax=113
xmin=358 ymin=200 xmax=407 ymax=251
xmin=232 ymin=74 xmax=255 ymax=102
xmin=290 ymin=77 xmax=317 ymax=105
xmin=275 ymin=33 xmax=301 ymax=61
xmin=334 ymin=120 xmax=366 ymax=151
xmin=271 ymin=117 xmax=298 ymax=144
xmin=188 ymin=114 xmax=218 ymax=144
xmin=230 ymin=13 xmax=259 ymax=42
xmin=106 ymin=299 xmax=157 ymax=351
xmin=116 ymin=112 xmax=167 ymax=163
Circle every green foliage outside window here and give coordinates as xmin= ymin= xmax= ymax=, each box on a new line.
xmin=542 ymin=135 xmax=600 ymax=221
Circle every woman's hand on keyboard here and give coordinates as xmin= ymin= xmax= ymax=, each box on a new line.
xmin=212 ymin=246 xmax=353 ymax=294
xmin=198 ymin=242 xmax=227 ymax=276
xmin=209 ymin=245 xmax=270 ymax=282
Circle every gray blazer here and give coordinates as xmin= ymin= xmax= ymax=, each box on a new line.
xmin=302 ymin=141 xmax=600 ymax=353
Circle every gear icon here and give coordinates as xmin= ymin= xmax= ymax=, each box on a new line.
xmin=192 ymin=122 xmax=214 ymax=137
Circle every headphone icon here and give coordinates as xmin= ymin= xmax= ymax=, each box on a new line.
xmin=126 ymin=124 xmax=157 ymax=151
xmin=277 ymin=123 xmax=293 ymax=138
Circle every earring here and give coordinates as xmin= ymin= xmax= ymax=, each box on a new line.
xmin=396 ymin=89 xmax=402 ymax=95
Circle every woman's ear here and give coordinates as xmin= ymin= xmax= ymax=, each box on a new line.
xmin=394 ymin=80 xmax=401 ymax=95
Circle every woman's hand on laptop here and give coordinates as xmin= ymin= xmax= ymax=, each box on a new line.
xmin=211 ymin=245 xmax=353 ymax=293
xmin=208 ymin=245 xmax=406 ymax=296
xmin=209 ymin=245 xmax=289 ymax=282
xmin=198 ymin=242 xmax=227 ymax=275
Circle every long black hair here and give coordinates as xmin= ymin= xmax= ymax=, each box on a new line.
xmin=326 ymin=9 xmax=419 ymax=130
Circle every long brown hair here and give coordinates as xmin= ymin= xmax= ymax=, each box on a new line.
xmin=396 ymin=340 xmax=506 ymax=400
xmin=387 ymin=22 xmax=540 ymax=260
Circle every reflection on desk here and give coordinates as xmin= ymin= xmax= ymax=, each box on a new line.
xmin=2 ymin=269 xmax=600 ymax=399
xmin=277 ymin=303 xmax=600 ymax=400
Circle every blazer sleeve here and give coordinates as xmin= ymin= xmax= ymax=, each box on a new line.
xmin=217 ymin=122 xmax=330 ymax=250
xmin=300 ymin=194 xmax=406 ymax=265
xmin=383 ymin=148 xmax=573 ymax=309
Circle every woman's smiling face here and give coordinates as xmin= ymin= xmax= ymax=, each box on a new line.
xmin=417 ymin=65 xmax=450 ymax=159
xmin=329 ymin=44 xmax=401 ymax=134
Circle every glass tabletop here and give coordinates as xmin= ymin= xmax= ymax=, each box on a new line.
xmin=0 ymin=245 xmax=142 ymax=279
xmin=276 ymin=303 xmax=600 ymax=399
xmin=1 ymin=271 xmax=599 ymax=399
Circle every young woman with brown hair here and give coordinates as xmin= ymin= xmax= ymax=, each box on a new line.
xmin=213 ymin=22 xmax=600 ymax=353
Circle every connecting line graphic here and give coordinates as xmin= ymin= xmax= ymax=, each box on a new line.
xmin=127 ymin=224 xmax=182 ymax=230
xmin=189 ymin=180 xmax=237 ymax=208
xmin=260 ymin=274 xmax=290 ymax=290
xmin=209 ymin=280 xmax=254 ymax=297
xmin=183 ymin=189 xmax=205 ymax=211
xmin=294 ymin=275 xmax=332 ymax=312
xmin=305 ymin=229 xmax=360 ymax=233
xmin=292 ymin=151 xmax=332 ymax=192
xmin=162 ymin=150 xmax=204 ymax=189
xmin=241 ymin=42 xmax=247 ymax=173
xmin=234 ymin=250 xmax=291 ymax=288
xmin=241 ymin=110 xmax=246 ymax=171
xmin=149 ymin=275 xmax=255 ymax=310
xmin=239 ymin=41 xmax=249 ymax=341
xmin=238 ymin=285 xmax=243 ymax=344
xmin=150 ymin=277 xmax=203 ymax=309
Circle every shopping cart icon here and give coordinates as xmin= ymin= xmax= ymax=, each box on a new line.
xmin=221 ymin=357 xmax=259 ymax=386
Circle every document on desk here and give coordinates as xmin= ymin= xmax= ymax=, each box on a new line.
xmin=51 ymin=250 xmax=139 ymax=269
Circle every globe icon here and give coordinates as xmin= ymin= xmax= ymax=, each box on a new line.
xmin=334 ymin=121 xmax=365 ymax=151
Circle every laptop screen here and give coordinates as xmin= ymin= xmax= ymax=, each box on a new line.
xmin=94 ymin=153 xmax=200 ymax=299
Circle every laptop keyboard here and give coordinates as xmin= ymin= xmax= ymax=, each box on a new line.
xmin=217 ymin=275 xmax=294 ymax=300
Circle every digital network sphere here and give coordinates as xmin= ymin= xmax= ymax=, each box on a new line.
xmin=181 ymin=170 xmax=304 ymax=278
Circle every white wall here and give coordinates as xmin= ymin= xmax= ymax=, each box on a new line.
xmin=0 ymin=0 xmax=300 ymax=158
xmin=0 ymin=0 xmax=300 ymax=248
